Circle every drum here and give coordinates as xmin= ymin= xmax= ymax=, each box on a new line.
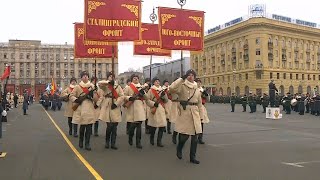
xmin=291 ymin=99 xmax=297 ymax=106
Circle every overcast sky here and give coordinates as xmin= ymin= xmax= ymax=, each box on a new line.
xmin=1 ymin=0 xmax=319 ymax=73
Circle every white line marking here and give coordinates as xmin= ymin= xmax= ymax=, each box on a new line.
xmin=282 ymin=161 xmax=320 ymax=168
xmin=282 ymin=162 xmax=304 ymax=168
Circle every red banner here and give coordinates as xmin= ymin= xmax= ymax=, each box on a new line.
xmin=74 ymin=23 xmax=116 ymax=58
xmin=158 ymin=7 xmax=204 ymax=51
xmin=84 ymin=0 xmax=141 ymax=41
xmin=134 ymin=23 xmax=171 ymax=57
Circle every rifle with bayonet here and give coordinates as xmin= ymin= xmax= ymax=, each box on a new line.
xmin=72 ymin=86 xmax=97 ymax=111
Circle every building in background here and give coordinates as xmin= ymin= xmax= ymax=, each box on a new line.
xmin=192 ymin=6 xmax=320 ymax=96
xmin=143 ymin=57 xmax=190 ymax=83
xmin=0 ymin=40 xmax=118 ymax=100
xmin=117 ymin=71 xmax=143 ymax=88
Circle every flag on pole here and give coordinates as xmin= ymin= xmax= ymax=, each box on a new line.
xmin=50 ymin=78 xmax=56 ymax=95
xmin=0 ymin=65 xmax=10 ymax=81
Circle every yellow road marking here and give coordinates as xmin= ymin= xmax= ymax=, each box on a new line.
xmin=43 ymin=108 xmax=103 ymax=180
xmin=0 ymin=152 xmax=7 ymax=158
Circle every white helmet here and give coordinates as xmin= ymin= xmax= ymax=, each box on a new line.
xmin=1 ymin=110 xmax=7 ymax=117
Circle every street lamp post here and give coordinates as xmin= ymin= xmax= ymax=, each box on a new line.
xmin=233 ymin=69 xmax=236 ymax=94
xmin=177 ymin=0 xmax=186 ymax=76
xmin=149 ymin=7 xmax=157 ymax=79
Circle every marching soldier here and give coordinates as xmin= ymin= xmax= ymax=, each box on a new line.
xmin=241 ymin=94 xmax=247 ymax=112
xmin=297 ymin=94 xmax=305 ymax=115
xmin=61 ymin=77 xmax=78 ymax=137
xmin=143 ymin=78 xmax=151 ymax=134
xmin=310 ymin=95 xmax=316 ymax=115
xmin=123 ymin=74 xmax=148 ymax=149
xmin=91 ymin=77 xmax=99 ymax=136
xmin=305 ymin=93 xmax=310 ymax=113
xmin=170 ymin=82 xmax=180 ymax=144
xmin=96 ymin=72 xmax=125 ymax=150
xmin=196 ymin=78 xmax=209 ymax=145
xmin=261 ymin=93 xmax=269 ymax=113
xmin=248 ymin=92 xmax=254 ymax=113
xmin=169 ymin=69 xmax=203 ymax=164
xmin=22 ymin=89 xmax=29 ymax=115
xmin=70 ymin=71 xmax=97 ymax=151
xmin=230 ymin=93 xmax=236 ymax=112
xmin=146 ymin=77 xmax=168 ymax=147
xmin=123 ymin=79 xmax=132 ymax=135
xmin=163 ymin=80 xmax=172 ymax=134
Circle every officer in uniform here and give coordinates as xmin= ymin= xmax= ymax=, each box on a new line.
xmin=70 ymin=71 xmax=97 ymax=151
xmin=248 ymin=92 xmax=254 ymax=113
xmin=169 ymin=69 xmax=202 ymax=164
xmin=61 ymin=77 xmax=78 ymax=137
xmin=162 ymin=80 xmax=172 ymax=134
xmin=230 ymin=93 xmax=236 ymax=112
xmin=241 ymin=94 xmax=247 ymax=112
xmin=261 ymin=93 xmax=270 ymax=113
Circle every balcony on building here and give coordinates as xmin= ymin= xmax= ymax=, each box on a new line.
xmin=268 ymin=53 xmax=273 ymax=60
xmin=255 ymin=63 xmax=263 ymax=69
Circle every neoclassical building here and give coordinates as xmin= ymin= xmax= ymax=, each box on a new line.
xmin=192 ymin=17 xmax=320 ymax=96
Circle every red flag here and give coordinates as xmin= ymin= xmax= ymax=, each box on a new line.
xmin=50 ymin=78 xmax=56 ymax=95
xmin=1 ymin=65 xmax=10 ymax=80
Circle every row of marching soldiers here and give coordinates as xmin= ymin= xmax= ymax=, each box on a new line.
xmin=60 ymin=70 xmax=209 ymax=164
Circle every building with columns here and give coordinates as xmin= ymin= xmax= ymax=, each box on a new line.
xmin=192 ymin=16 xmax=320 ymax=96
xmin=0 ymin=40 xmax=118 ymax=100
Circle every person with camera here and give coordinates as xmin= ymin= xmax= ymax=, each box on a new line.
xmin=70 ymin=71 xmax=97 ymax=151
xmin=61 ymin=77 xmax=78 ymax=137
xmin=195 ymin=78 xmax=209 ymax=145
xmin=96 ymin=72 xmax=124 ymax=150
xmin=169 ymin=69 xmax=203 ymax=164
xmin=146 ymin=77 xmax=168 ymax=147
xmin=123 ymin=74 xmax=149 ymax=149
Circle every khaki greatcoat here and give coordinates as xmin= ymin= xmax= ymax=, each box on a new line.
xmin=123 ymin=83 xmax=148 ymax=123
xmin=61 ymin=85 xmax=75 ymax=118
xmin=146 ymin=85 xmax=168 ymax=128
xmin=169 ymin=93 xmax=179 ymax=123
xmin=199 ymin=87 xmax=210 ymax=124
xmin=169 ymin=78 xmax=203 ymax=135
xmin=70 ymin=81 xmax=96 ymax=125
xmin=96 ymin=82 xmax=125 ymax=123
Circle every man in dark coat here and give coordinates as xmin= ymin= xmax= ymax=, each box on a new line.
xmin=22 ymin=89 xmax=29 ymax=115
xmin=13 ymin=94 xmax=18 ymax=108
xmin=268 ymin=80 xmax=278 ymax=107
xmin=261 ymin=93 xmax=270 ymax=113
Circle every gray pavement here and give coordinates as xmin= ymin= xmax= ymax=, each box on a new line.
xmin=1 ymin=103 xmax=320 ymax=180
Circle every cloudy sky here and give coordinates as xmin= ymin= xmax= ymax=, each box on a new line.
xmin=1 ymin=0 xmax=319 ymax=73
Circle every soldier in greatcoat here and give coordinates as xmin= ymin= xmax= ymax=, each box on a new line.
xmin=196 ymin=78 xmax=209 ymax=145
xmin=91 ymin=77 xmax=100 ymax=136
xmin=169 ymin=69 xmax=203 ymax=164
xmin=61 ymin=77 xmax=78 ymax=137
xmin=170 ymin=88 xmax=179 ymax=144
xmin=144 ymin=78 xmax=151 ymax=134
xmin=96 ymin=72 xmax=125 ymax=150
xmin=162 ymin=80 xmax=172 ymax=134
xmin=123 ymin=79 xmax=132 ymax=135
xmin=123 ymin=74 xmax=149 ymax=149
xmin=70 ymin=71 xmax=97 ymax=151
xmin=146 ymin=77 xmax=168 ymax=147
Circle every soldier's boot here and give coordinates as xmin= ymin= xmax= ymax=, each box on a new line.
xmin=145 ymin=120 xmax=150 ymax=134
xmin=157 ymin=127 xmax=165 ymax=147
xmin=84 ymin=124 xmax=92 ymax=151
xmin=177 ymin=134 xmax=189 ymax=160
xmin=105 ymin=123 xmax=112 ymax=149
xmin=79 ymin=125 xmax=86 ymax=148
xmin=172 ymin=131 xmax=178 ymax=144
xmin=190 ymin=135 xmax=200 ymax=164
xmin=94 ymin=121 xmax=99 ymax=136
xmin=111 ymin=123 xmax=118 ymax=150
xmin=149 ymin=127 xmax=156 ymax=145
xmin=198 ymin=123 xmax=205 ymax=144
xmin=136 ymin=123 xmax=142 ymax=149
xmin=126 ymin=122 xmax=131 ymax=135
xmin=73 ymin=124 xmax=78 ymax=137
xmin=68 ymin=117 xmax=73 ymax=135
xmin=167 ymin=120 xmax=172 ymax=134
xmin=128 ymin=123 xmax=135 ymax=146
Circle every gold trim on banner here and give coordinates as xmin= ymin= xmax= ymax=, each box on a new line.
xmin=88 ymin=1 xmax=106 ymax=15
xmin=189 ymin=16 xmax=203 ymax=27
xmin=77 ymin=28 xmax=84 ymax=38
xmin=141 ymin=28 xmax=148 ymax=32
xmin=121 ymin=4 xmax=139 ymax=18
xmin=161 ymin=14 xmax=176 ymax=26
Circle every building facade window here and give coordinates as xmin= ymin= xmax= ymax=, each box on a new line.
xmin=270 ymin=72 xmax=273 ymax=79
xmin=277 ymin=73 xmax=280 ymax=79
xmin=290 ymin=73 xmax=292 ymax=79
xmin=256 ymin=49 xmax=261 ymax=55
xmin=302 ymin=74 xmax=304 ymax=80
xmin=283 ymin=73 xmax=286 ymax=79
xmin=245 ymin=73 xmax=248 ymax=80
xmin=296 ymin=74 xmax=299 ymax=80
xmin=256 ymin=38 xmax=260 ymax=45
